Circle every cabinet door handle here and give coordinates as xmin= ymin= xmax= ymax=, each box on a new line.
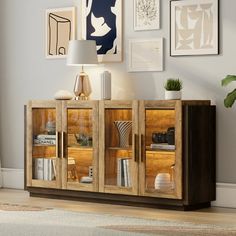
xmin=61 ymin=131 xmax=66 ymax=159
xmin=141 ymin=134 xmax=145 ymax=162
xmin=56 ymin=131 xmax=60 ymax=158
xmin=134 ymin=134 xmax=139 ymax=162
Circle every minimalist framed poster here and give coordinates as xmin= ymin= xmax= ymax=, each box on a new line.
xmin=128 ymin=38 xmax=163 ymax=72
xmin=134 ymin=0 xmax=160 ymax=31
xmin=170 ymin=0 xmax=219 ymax=56
xmin=46 ymin=7 xmax=76 ymax=59
xmin=82 ymin=0 xmax=122 ymax=62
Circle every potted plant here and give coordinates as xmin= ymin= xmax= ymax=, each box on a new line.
xmin=164 ymin=79 xmax=183 ymax=100
xmin=222 ymin=75 xmax=236 ymax=108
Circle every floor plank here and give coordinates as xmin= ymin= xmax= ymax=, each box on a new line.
xmin=0 ymin=189 xmax=236 ymax=226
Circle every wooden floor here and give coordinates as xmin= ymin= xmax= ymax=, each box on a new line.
xmin=0 ymin=189 xmax=236 ymax=227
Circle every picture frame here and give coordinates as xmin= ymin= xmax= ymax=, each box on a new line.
xmin=82 ymin=0 xmax=122 ymax=63
xmin=45 ymin=7 xmax=76 ymax=59
xmin=170 ymin=0 xmax=219 ymax=56
xmin=134 ymin=0 xmax=160 ymax=31
xmin=128 ymin=38 xmax=163 ymax=72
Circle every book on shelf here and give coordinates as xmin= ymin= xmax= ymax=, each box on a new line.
xmin=34 ymin=158 xmax=56 ymax=181
xmin=34 ymin=139 xmax=56 ymax=145
xmin=117 ymin=158 xmax=132 ymax=188
xmin=34 ymin=158 xmax=44 ymax=180
xmin=34 ymin=134 xmax=56 ymax=145
xmin=150 ymin=143 xmax=175 ymax=151
xmin=37 ymin=134 xmax=56 ymax=140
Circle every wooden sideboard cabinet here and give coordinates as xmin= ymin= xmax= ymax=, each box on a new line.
xmin=25 ymin=100 xmax=216 ymax=210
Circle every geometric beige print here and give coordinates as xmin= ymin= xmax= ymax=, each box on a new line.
xmin=175 ymin=3 xmax=214 ymax=50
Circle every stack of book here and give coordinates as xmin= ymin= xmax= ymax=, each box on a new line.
xmin=34 ymin=134 xmax=56 ymax=145
xmin=117 ymin=158 xmax=132 ymax=187
xmin=34 ymin=158 xmax=56 ymax=181
xmin=150 ymin=143 xmax=175 ymax=151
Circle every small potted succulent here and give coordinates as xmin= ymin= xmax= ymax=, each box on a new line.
xmin=221 ymin=75 xmax=236 ymax=108
xmin=164 ymin=79 xmax=183 ymax=100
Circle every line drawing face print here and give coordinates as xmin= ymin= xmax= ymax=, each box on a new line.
xmin=47 ymin=8 xmax=75 ymax=57
xmin=85 ymin=0 xmax=118 ymax=55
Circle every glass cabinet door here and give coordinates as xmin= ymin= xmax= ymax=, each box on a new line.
xmin=26 ymin=101 xmax=61 ymax=189
xmin=61 ymin=101 xmax=99 ymax=192
xmin=99 ymin=101 xmax=139 ymax=195
xmin=139 ymin=101 xmax=182 ymax=199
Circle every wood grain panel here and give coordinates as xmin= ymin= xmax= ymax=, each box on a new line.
xmin=145 ymin=109 xmax=175 ymax=146
xmin=105 ymin=149 xmax=133 ymax=186
xmin=32 ymin=109 xmax=56 ymax=136
xmin=32 ymin=146 xmax=56 ymax=158
xmin=105 ymin=109 xmax=132 ymax=147
xmin=67 ymin=109 xmax=92 ymax=136
xmin=145 ymin=151 xmax=175 ymax=189
xmin=67 ymin=147 xmax=93 ymax=182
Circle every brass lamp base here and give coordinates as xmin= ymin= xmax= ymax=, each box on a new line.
xmin=74 ymin=72 xmax=92 ymax=100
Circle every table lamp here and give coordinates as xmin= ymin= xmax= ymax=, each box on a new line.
xmin=67 ymin=40 xmax=98 ymax=100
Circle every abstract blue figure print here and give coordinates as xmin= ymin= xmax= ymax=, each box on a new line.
xmin=82 ymin=0 xmax=122 ymax=62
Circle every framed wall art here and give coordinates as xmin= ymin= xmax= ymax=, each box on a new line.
xmin=46 ymin=7 xmax=76 ymax=59
xmin=128 ymin=38 xmax=163 ymax=72
xmin=134 ymin=0 xmax=160 ymax=31
xmin=82 ymin=0 xmax=122 ymax=62
xmin=170 ymin=0 xmax=219 ymax=56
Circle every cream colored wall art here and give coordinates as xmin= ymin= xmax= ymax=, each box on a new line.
xmin=134 ymin=0 xmax=160 ymax=31
xmin=46 ymin=7 xmax=76 ymax=59
xmin=128 ymin=38 xmax=163 ymax=72
xmin=170 ymin=0 xmax=219 ymax=56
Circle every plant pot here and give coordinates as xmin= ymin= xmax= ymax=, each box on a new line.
xmin=165 ymin=90 xmax=181 ymax=100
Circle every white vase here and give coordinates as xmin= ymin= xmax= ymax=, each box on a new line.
xmin=165 ymin=90 xmax=181 ymax=100
xmin=114 ymin=121 xmax=132 ymax=148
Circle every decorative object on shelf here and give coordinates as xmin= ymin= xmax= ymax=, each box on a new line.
xmin=154 ymin=173 xmax=172 ymax=190
xmin=150 ymin=143 xmax=175 ymax=151
xmin=80 ymin=176 xmax=93 ymax=184
xmin=101 ymin=71 xmax=112 ymax=100
xmin=134 ymin=0 xmax=160 ymax=31
xmin=170 ymin=0 xmax=219 ymax=56
xmin=128 ymin=38 xmax=163 ymax=72
xmin=117 ymin=158 xmax=131 ymax=187
xmin=54 ymin=90 xmax=73 ymax=100
xmin=45 ymin=118 xmax=56 ymax=135
xmin=67 ymin=157 xmax=78 ymax=181
xmin=221 ymin=75 xmax=236 ymax=108
xmin=74 ymin=133 xmax=93 ymax=146
xmin=152 ymin=127 xmax=175 ymax=145
xmin=67 ymin=40 xmax=98 ymax=100
xmin=82 ymin=0 xmax=122 ymax=62
xmin=114 ymin=121 xmax=132 ymax=148
xmin=45 ymin=7 xmax=76 ymax=59
xmin=34 ymin=134 xmax=56 ymax=145
xmin=164 ymin=79 xmax=182 ymax=100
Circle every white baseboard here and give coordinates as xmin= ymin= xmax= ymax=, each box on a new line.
xmin=1 ymin=168 xmax=24 ymax=190
xmin=0 ymin=169 xmax=235 ymax=208
xmin=212 ymin=183 xmax=236 ymax=208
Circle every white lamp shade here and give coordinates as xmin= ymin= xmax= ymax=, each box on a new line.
xmin=67 ymin=40 xmax=98 ymax=66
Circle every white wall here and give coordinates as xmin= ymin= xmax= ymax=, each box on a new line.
xmin=0 ymin=0 xmax=236 ymax=184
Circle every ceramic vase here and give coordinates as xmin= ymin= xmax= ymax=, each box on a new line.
xmin=114 ymin=121 xmax=132 ymax=148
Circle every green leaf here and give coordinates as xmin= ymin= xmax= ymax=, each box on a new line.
xmin=222 ymin=75 xmax=236 ymax=87
xmin=224 ymin=89 xmax=236 ymax=108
